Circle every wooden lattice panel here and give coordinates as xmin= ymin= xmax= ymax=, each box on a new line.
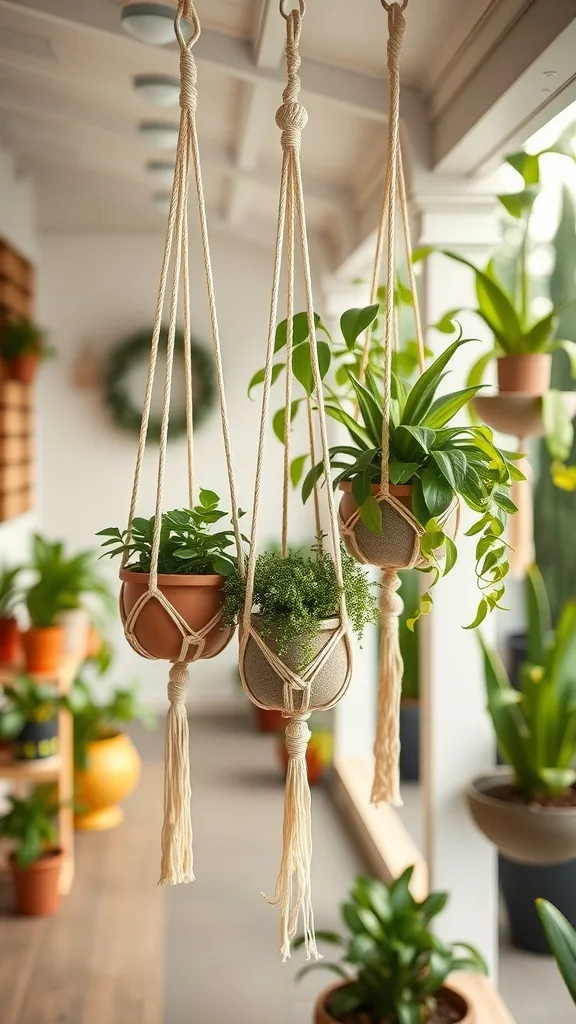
xmin=0 ymin=238 xmax=34 ymax=326
xmin=0 ymin=381 xmax=33 ymax=521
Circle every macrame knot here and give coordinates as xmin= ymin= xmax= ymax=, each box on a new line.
xmin=387 ymin=4 xmax=406 ymax=70
xmin=285 ymin=717 xmax=312 ymax=759
xmin=381 ymin=569 xmax=403 ymax=622
xmin=179 ymin=49 xmax=198 ymax=112
xmin=276 ymin=101 xmax=308 ymax=149
xmin=168 ymin=662 xmax=189 ymax=705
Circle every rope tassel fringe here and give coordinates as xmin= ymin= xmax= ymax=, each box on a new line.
xmin=265 ymin=717 xmax=322 ymax=962
xmin=159 ymin=662 xmax=195 ymax=885
xmin=371 ymin=570 xmax=404 ymax=807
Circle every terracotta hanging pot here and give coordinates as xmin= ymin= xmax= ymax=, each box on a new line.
xmin=21 ymin=626 xmax=64 ymax=674
xmin=0 ymin=616 xmax=21 ymax=666
xmin=472 ymin=392 xmax=576 ymax=440
xmin=496 ymin=353 xmax=551 ymax=395
xmin=75 ymin=732 xmax=141 ymax=832
xmin=315 ymin=982 xmax=473 ymax=1024
xmin=9 ymin=848 xmax=63 ymax=916
xmin=467 ymin=769 xmax=576 ymax=865
xmin=240 ymin=615 xmax=352 ymax=713
xmin=12 ymin=716 xmax=58 ymax=761
xmin=339 ymin=482 xmax=459 ymax=570
xmin=119 ymin=570 xmax=235 ymax=662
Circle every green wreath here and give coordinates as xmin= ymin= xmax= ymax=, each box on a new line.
xmin=104 ymin=327 xmax=216 ymax=441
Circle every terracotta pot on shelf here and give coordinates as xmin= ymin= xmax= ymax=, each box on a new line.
xmin=74 ymin=731 xmax=141 ymax=832
xmin=315 ymin=982 xmax=473 ymax=1024
xmin=21 ymin=626 xmax=64 ymax=674
xmin=119 ymin=570 xmax=235 ymax=662
xmin=0 ymin=616 xmax=21 ymax=665
xmin=5 ymin=355 xmax=39 ymax=385
xmin=496 ymin=353 xmax=551 ymax=395
xmin=253 ymin=706 xmax=285 ymax=733
xmin=467 ymin=768 xmax=576 ymax=865
xmin=9 ymin=848 xmax=63 ymax=916
xmin=472 ymin=392 xmax=576 ymax=441
xmin=339 ymin=481 xmax=459 ymax=570
xmin=240 ymin=615 xmax=351 ymax=714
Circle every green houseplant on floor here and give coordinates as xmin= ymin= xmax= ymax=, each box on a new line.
xmin=0 ymin=674 xmax=67 ymax=761
xmin=0 ymin=784 xmax=63 ymax=916
xmin=98 ymin=488 xmax=245 ymax=662
xmin=297 ymin=867 xmax=487 ymax=1024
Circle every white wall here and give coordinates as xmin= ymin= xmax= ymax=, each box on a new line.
xmin=38 ymin=230 xmax=320 ymax=707
xmin=0 ymin=145 xmax=39 ymax=562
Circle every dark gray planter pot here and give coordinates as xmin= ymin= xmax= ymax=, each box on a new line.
xmin=507 ymin=632 xmax=527 ymax=691
xmin=399 ymin=701 xmax=419 ymax=782
xmin=500 ymin=854 xmax=576 ymax=954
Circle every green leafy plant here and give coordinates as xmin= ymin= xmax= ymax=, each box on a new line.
xmin=69 ymin=676 xmax=155 ymax=770
xmin=0 ymin=785 xmax=60 ymax=867
xmin=0 ymin=564 xmax=23 ymax=618
xmin=301 ymin=319 xmax=522 ymax=629
xmin=480 ymin=564 xmax=576 ymax=802
xmin=1 ymin=317 xmax=52 ymax=360
xmin=0 ymin=674 xmax=67 ymax=741
xmin=98 ymin=489 xmax=245 ymax=577
xmin=28 ymin=534 xmax=115 ymax=623
xmin=295 ymin=867 xmax=487 ymax=1024
xmin=536 ymin=899 xmax=576 ymax=1004
xmin=222 ymin=545 xmax=379 ymax=669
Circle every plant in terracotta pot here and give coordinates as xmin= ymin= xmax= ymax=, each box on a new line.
xmin=1 ymin=316 xmax=52 ymax=384
xmin=0 ymin=564 xmax=23 ymax=665
xmin=467 ymin=564 xmax=576 ymax=866
xmin=0 ymin=673 xmax=67 ymax=760
xmin=301 ymin=323 xmax=522 ymax=629
xmin=296 ymin=867 xmax=487 ymax=1024
xmin=537 ymin=900 xmax=576 ymax=1003
xmin=224 ymin=544 xmax=379 ymax=711
xmin=22 ymin=574 xmax=67 ymax=674
xmin=98 ymin=489 xmax=245 ymax=662
xmin=0 ymin=784 xmax=63 ymax=915
xmin=70 ymin=675 xmax=155 ymax=831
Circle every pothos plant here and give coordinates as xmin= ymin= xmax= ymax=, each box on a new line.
xmin=436 ymin=144 xmax=576 ymax=465
xmin=97 ymin=489 xmax=245 ymax=577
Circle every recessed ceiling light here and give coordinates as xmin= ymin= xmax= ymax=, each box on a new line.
xmin=134 ymin=74 xmax=179 ymax=107
xmin=151 ymin=192 xmax=171 ymax=213
xmin=147 ymin=160 xmax=176 ymax=186
xmin=121 ymin=3 xmax=175 ymax=46
xmin=139 ymin=121 xmax=178 ymax=149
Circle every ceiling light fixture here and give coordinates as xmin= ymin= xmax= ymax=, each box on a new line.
xmin=147 ymin=160 xmax=176 ymax=186
xmin=121 ymin=3 xmax=175 ymax=46
xmin=134 ymin=74 xmax=180 ymax=107
xmin=139 ymin=121 xmax=178 ymax=149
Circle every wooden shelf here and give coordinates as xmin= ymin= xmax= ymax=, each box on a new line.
xmin=0 ymin=751 xmax=60 ymax=780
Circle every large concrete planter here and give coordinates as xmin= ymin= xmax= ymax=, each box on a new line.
xmin=314 ymin=982 xmax=473 ymax=1023
xmin=467 ymin=769 xmax=576 ymax=865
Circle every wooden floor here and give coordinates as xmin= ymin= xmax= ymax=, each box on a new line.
xmin=0 ymin=761 xmax=164 ymax=1024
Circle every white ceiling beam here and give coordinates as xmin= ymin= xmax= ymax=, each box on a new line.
xmin=225 ymin=83 xmax=276 ymax=226
xmin=253 ymin=0 xmax=286 ymax=70
xmin=431 ymin=0 xmax=576 ymax=174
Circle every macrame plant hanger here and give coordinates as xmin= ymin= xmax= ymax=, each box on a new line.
xmin=120 ymin=0 xmax=244 ymax=885
xmin=350 ymin=0 xmax=458 ymax=807
xmin=239 ymin=0 xmax=353 ymax=962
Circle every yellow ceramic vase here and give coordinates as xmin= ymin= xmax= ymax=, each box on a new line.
xmin=74 ymin=732 xmax=141 ymax=831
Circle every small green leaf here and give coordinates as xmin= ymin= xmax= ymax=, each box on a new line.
xmin=247 ymin=362 xmax=284 ymax=398
xmin=199 ymin=489 xmax=219 ymax=508
xmin=272 ymin=401 xmax=302 ymax=444
xmin=290 ymin=455 xmax=308 ymax=488
xmin=274 ymin=311 xmax=320 ymax=353
xmin=497 ymin=187 xmax=539 ymax=220
xmin=340 ymin=304 xmax=379 ymax=351
xmin=358 ymin=495 xmax=383 ymax=535
xmin=465 ymin=599 xmax=489 ymax=630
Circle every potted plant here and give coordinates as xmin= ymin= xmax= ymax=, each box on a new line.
xmin=0 ymin=673 xmax=66 ymax=760
xmin=1 ymin=316 xmax=52 ymax=384
xmin=537 ymin=900 xmax=576 ymax=1002
xmin=0 ymin=564 xmax=23 ymax=665
xmin=224 ymin=545 xmax=379 ymax=712
xmin=22 ymin=574 xmax=66 ymax=674
xmin=71 ymin=675 xmax=154 ymax=831
xmin=296 ymin=867 xmax=487 ymax=1023
xmin=436 ymin=148 xmax=576 ymax=454
xmin=98 ymin=489 xmax=244 ymax=662
xmin=0 ymin=785 xmax=62 ymax=915
xmin=301 ymin=321 xmax=521 ymax=629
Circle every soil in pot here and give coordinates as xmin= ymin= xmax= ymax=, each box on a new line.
xmin=12 ymin=717 xmax=58 ymax=760
xmin=0 ymin=617 xmax=21 ymax=665
xmin=10 ymin=848 xmax=62 ymax=915
xmin=320 ymin=986 xmax=468 ymax=1024
xmin=489 ymin=784 xmax=576 ymax=809
xmin=120 ymin=570 xmax=235 ymax=662
xmin=21 ymin=626 xmax=64 ymax=673
xmin=74 ymin=731 xmax=141 ymax=831
xmin=497 ymin=353 xmax=551 ymax=395
xmin=500 ymin=854 xmax=576 ymax=955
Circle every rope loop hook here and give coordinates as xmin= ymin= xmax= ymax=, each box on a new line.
xmin=279 ymin=0 xmax=306 ymax=19
xmin=175 ymin=0 xmax=201 ymax=50
xmin=381 ymin=0 xmax=408 ymax=10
